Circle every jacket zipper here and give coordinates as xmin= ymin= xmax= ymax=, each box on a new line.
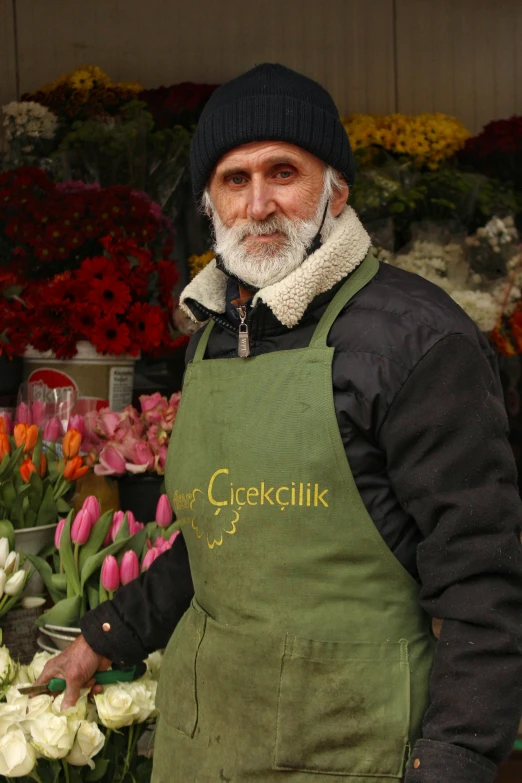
xmin=236 ymin=305 xmax=250 ymax=358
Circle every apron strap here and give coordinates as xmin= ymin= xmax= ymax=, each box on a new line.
xmin=193 ymin=320 xmax=215 ymax=362
xmin=309 ymin=252 xmax=379 ymax=348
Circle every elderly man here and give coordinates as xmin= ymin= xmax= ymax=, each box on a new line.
xmin=38 ymin=64 xmax=522 ymax=783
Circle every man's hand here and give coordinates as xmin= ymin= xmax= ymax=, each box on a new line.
xmin=34 ymin=635 xmax=112 ymax=710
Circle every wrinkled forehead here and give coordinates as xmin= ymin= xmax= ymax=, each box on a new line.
xmin=212 ymin=141 xmax=325 ymax=178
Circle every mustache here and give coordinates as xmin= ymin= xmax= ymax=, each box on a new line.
xmin=228 ymin=216 xmax=292 ymax=242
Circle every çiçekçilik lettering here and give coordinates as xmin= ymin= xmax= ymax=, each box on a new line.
xmin=172 ymin=468 xmax=329 ymax=514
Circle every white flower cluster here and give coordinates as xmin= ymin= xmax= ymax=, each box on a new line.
xmin=2 ymin=101 xmax=58 ymax=141
xmin=0 ymin=646 xmax=161 ymax=777
xmin=0 ymin=537 xmax=28 ymax=608
xmin=379 ymin=217 xmax=521 ymax=334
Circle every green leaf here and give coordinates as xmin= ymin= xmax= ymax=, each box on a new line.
xmin=25 ymin=553 xmax=65 ymax=604
xmin=56 ymin=497 xmax=72 ymax=513
xmin=85 ymin=757 xmax=110 ymax=781
xmin=1 ymin=482 xmax=16 ymax=513
xmin=87 ymin=581 xmax=100 ymax=611
xmin=35 ymin=595 xmax=82 ymax=628
xmin=60 ymin=510 xmax=81 ymax=596
xmin=28 ymin=470 xmax=43 ymax=510
xmin=115 ymin=517 xmax=130 ymax=543
xmin=36 ymin=484 xmax=58 ymax=527
xmin=79 ymin=510 xmax=113 ymax=572
xmin=0 ymin=519 xmax=14 ymax=548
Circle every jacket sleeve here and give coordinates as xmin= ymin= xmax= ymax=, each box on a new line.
xmin=80 ymin=533 xmax=194 ymax=666
xmin=378 ymin=333 xmax=522 ymax=783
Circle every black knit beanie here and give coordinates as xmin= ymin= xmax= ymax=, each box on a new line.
xmin=190 ymin=63 xmax=355 ymax=200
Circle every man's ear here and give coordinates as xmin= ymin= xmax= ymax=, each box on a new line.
xmin=330 ymin=182 xmax=349 ymax=218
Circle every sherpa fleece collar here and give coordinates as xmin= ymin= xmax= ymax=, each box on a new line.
xmin=180 ymin=206 xmax=371 ymax=329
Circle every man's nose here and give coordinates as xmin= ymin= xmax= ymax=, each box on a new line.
xmin=246 ymin=180 xmax=276 ymax=221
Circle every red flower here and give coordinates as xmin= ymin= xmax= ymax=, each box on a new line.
xmin=127 ymin=303 xmax=167 ymax=352
xmin=88 ymin=275 xmax=132 ymax=315
xmin=77 ymin=256 xmax=116 ymax=282
xmin=158 ymin=259 xmax=180 ymax=309
xmin=91 ymin=316 xmax=131 ymax=355
xmin=70 ymin=305 xmax=97 ymax=337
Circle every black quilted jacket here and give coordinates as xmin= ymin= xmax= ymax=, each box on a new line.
xmin=83 ymin=261 xmax=522 ymax=783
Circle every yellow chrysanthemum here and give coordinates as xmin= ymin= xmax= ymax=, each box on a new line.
xmin=189 ymin=251 xmax=215 ymax=278
xmin=69 ymin=69 xmax=95 ymax=91
xmin=34 ymin=66 xmax=142 ymax=96
xmin=342 ymin=112 xmax=471 ymax=169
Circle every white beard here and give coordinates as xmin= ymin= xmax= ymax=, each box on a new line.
xmin=209 ymin=184 xmax=337 ymax=289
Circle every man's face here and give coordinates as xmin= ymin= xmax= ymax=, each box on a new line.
xmin=206 ymin=141 xmax=347 ymax=288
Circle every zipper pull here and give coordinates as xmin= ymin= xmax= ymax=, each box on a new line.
xmin=237 ymin=306 xmax=250 ymax=358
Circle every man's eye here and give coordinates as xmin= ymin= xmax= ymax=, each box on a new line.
xmin=230 ymin=175 xmax=245 ymax=185
xmin=277 ymin=170 xmax=293 ymax=179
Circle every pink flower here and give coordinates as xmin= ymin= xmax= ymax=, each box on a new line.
xmin=155 ymin=494 xmax=173 ymax=527
xmin=94 ymin=444 xmax=126 ymax=476
xmin=43 ymin=416 xmax=61 ymax=442
xmin=68 ymin=415 xmax=85 ymax=437
xmin=120 ymin=550 xmax=140 ymax=585
xmin=169 ymin=530 xmax=180 ymax=547
xmin=82 ymin=495 xmax=101 ymax=523
xmin=157 ymin=445 xmax=168 ymax=474
xmin=168 ymin=392 xmax=181 ymax=410
xmin=125 ymin=441 xmax=155 ymax=475
xmin=139 ymin=393 xmax=168 ymax=424
xmin=95 ymin=408 xmax=122 ymax=438
xmin=16 ymin=402 xmax=32 ymax=425
xmin=110 ymin=510 xmax=125 ymax=542
xmin=142 ymin=547 xmax=161 ymax=571
xmin=31 ymin=400 xmax=47 ymax=428
xmin=0 ymin=412 xmax=13 ymax=435
xmin=154 ymin=536 xmax=170 ymax=554
xmin=71 ymin=509 xmax=92 ymax=545
xmin=159 ymin=406 xmax=177 ymax=432
xmin=110 ymin=510 xmax=143 ymax=542
xmin=54 ymin=518 xmax=66 ymax=549
xmin=101 ymin=555 xmax=120 ymax=592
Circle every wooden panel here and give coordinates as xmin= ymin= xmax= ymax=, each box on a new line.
xmin=396 ymin=0 xmax=522 ymax=133
xmin=14 ymin=0 xmax=396 ymax=115
xmin=0 ymin=0 xmax=17 ymax=106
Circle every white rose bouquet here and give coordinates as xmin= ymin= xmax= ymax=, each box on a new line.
xmin=0 ymin=645 xmax=161 ymax=781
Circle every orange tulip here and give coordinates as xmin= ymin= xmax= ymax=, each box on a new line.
xmin=0 ymin=416 xmax=5 ymax=435
xmin=62 ymin=428 xmax=82 ymax=459
xmin=24 ymin=424 xmax=39 ymax=454
xmin=39 ymin=452 xmax=47 ymax=477
xmin=20 ymin=458 xmax=37 ymax=483
xmin=0 ymin=433 xmax=10 ymax=460
xmin=63 ymin=456 xmax=89 ymax=481
xmin=14 ymin=423 xmax=28 ymax=449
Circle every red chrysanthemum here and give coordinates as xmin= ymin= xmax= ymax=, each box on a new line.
xmin=77 ymin=257 xmax=117 ymax=282
xmin=88 ymin=275 xmax=132 ymax=315
xmin=70 ymin=305 xmax=97 ymax=338
xmin=91 ymin=316 xmax=131 ymax=355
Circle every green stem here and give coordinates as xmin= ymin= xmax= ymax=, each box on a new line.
xmin=73 ymin=542 xmax=80 ymax=576
xmin=0 ymin=594 xmax=9 ymax=614
xmin=121 ymin=724 xmax=135 ymax=780
xmin=62 ymin=758 xmax=70 ymax=783
xmin=29 ymin=770 xmax=44 ymax=783
xmin=108 ymin=590 xmax=114 ymax=601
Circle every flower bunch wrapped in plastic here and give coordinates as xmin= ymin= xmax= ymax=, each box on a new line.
xmin=0 ymin=645 xmax=162 ymax=780
xmin=342 ymin=113 xmax=471 ymax=169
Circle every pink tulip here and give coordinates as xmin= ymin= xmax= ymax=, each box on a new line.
xmin=154 ymin=536 xmax=170 ymax=554
xmin=94 ymin=444 xmax=126 ymax=476
xmin=142 ymin=547 xmax=161 ymax=571
xmin=68 ymin=415 xmax=85 ymax=437
xmin=155 ymin=494 xmax=173 ymax=527
xmin=169 ymin=530 xmax=180 ymax=547
xmin=82 ymin=495 xmax=101 ymax=524
xmin=43 ymin=416 xmax=61 ymax=442
xmin=120 ymin=550 xmax=140 ymax=585
xmin=0 ymin=412 xmax=13 ymax=435
xmin=95 ymin=408 xmax=122 ymax=438
xmin=31 ymin=400 xmax=47 ymax=427
xmin=16 ymin=402 xmax=32 ymax=425
xmin=110 ymin=510 xmax=125 ymax=543
xmin=54 ymin=518 xmax=66 ymax=549
xmin=71 ymin=509 xmax=92 ymax=545
xmin=101 ymin=554 xmax=120 ymax=592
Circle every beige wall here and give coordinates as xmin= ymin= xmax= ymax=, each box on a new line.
xmin=1 ymin=0 xmax=521 ymax=133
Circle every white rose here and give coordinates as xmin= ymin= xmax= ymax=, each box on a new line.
xmin=10 ymin=666 xmax=31 ymax=688
xmin=0 ymin=702 xmax=27 ymax=734
xmin=0 ymin=645 xmax=15 ymax=686
xmin=94 ymin=685 xmax=140 ymax=729
xmin=120 ymin=679 xmax=157 ymax=722
xmin=52 ymin=689 xmax=89 ymax=720
xmin=66 ymin=720 xmax=106 ymax=769
xmin=145 ymin=651 xmax=163 ymax=680
xmin=30 ymin=712 xmax=75 ymax=759
xmin=26 ymin=651 xmax=57 ymax=683
xmin=0 ymin=727 xmax=36 ymax=777
xmin=5 ymin=690 xmax=53 ymax=729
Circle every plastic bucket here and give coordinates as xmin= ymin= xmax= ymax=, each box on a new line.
xmin=23 ymin=341 xmax=136 ymax=413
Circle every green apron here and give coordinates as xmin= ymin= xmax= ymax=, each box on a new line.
xmin=155 ymin=253 xmax=435 ymax=782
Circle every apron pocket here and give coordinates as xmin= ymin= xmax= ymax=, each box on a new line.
xmin=155 ymin=605 xmax=207 ymax=738
xmin=274 ymin=636 xmax=411 ymax=778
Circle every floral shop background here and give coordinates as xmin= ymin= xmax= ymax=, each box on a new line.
xmin=0 ymin=0 xmax=521 ymax=779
